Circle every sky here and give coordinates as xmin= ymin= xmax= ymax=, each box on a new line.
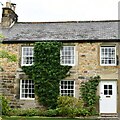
xmin=0 ymin=0 xmax=119 ymax=22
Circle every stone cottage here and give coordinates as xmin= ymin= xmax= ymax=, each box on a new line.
xmin=0 ymin=1 xmax=120 ymax=116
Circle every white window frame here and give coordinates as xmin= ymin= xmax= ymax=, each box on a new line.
xmin=60 ymin=80 xmax=75 ymax=97
xmin=100 ymin=46 xmax=116 ymax=66
xmin=20 ymin=80 xmax=35 ymax=100
xmin=21 ymin=46 xmax=34 ymax=66
xmin=60 ymin=46 xmax=75 ymax=66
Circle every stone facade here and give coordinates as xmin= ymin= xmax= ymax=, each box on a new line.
xmin=1 ymin=42 xmax=119 ymax=112
xmin=0 ymin=0 xmax=120 ymax=115
xmin=0 ymin=43 xmax=40 ymax=108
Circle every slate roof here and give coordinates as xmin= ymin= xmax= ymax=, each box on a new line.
xmin=1 ymin=20 xmax=120 ymax=43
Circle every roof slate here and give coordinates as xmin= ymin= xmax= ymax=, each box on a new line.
xmin=1 ymin=21 xmax=120 ymax=42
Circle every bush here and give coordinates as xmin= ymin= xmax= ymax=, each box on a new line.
xmin=57 ymin=96 xmax=83 ymax=108
xmin=76 ymin=108 xmax=90 ymax=116
xmin=6 ymin=96 xmax=98 ymax=117
xmin=45 ymin=109 xmax=58 ymax=117
xmin=0 ymin=95 xmax=11 ymax=115
xmin=8 ymin=108 xmax=46 ymax=116
xmin=56 ymin=96 xmax=84 ymax=117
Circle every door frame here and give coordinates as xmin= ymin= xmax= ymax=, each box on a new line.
xmin=99 ymin=80 xmax=117 ymax=114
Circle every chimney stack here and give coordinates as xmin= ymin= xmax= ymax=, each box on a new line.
xmin=1 ymin=1 xmax=18 ymax=28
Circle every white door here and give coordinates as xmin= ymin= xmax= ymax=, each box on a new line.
xmin=99 ymin=81 xmax=117 ymax=113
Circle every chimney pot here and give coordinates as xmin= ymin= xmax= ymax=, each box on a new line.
xmin=11 ymin=3 xmax=16 ymax=11
xmin=6 ymin=2 xmax=11 ymax=8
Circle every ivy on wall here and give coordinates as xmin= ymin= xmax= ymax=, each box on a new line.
xmin=22 ymin=42 xmax=71 ymax=109
xmin=80 ymin=76 xmax=100 ymax=111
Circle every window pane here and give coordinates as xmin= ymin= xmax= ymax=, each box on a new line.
xmin=109 ymin=85 xmax=112 ymax=89
xmin=104 ymin=85 xmax=107 ymax=89
xmin=109 ymin=90 xmax=112 ymax=95
xmin=104 ymin=90 xmax=108 ymax=95
xmin=32 ymin=94 xmax=35 ymax=98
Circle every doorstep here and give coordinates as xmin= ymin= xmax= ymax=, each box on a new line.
xmin=98 ymin=113 xmax=119 ymax=120
xmin=100 ymin=113 xmax=118 ymax=117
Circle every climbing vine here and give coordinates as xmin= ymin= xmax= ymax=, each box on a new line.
xmin=0 ymin=50 xmax=17 ymax=62
xmin=22 ymin=42 xmax=71 ymax=109
xmin=0 ymin=50 xmax=17 ymax=71
xmin=80 ymin=76 xmax=100 ymax=111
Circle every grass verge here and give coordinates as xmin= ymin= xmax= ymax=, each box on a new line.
xmin=2 ymin=116 xmax=98 ymax=120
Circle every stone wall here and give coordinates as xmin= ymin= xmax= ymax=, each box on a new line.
xmin=0 ymin=43 xmax=39 ymax=108
xmin=67 ymin=42 xmax=118 ymax=98
xmin=0 ymin=42 xmax=119 ymax=108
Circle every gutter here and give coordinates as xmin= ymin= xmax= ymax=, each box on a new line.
xmin=2 ymin=39 xmax=120 ymax=44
